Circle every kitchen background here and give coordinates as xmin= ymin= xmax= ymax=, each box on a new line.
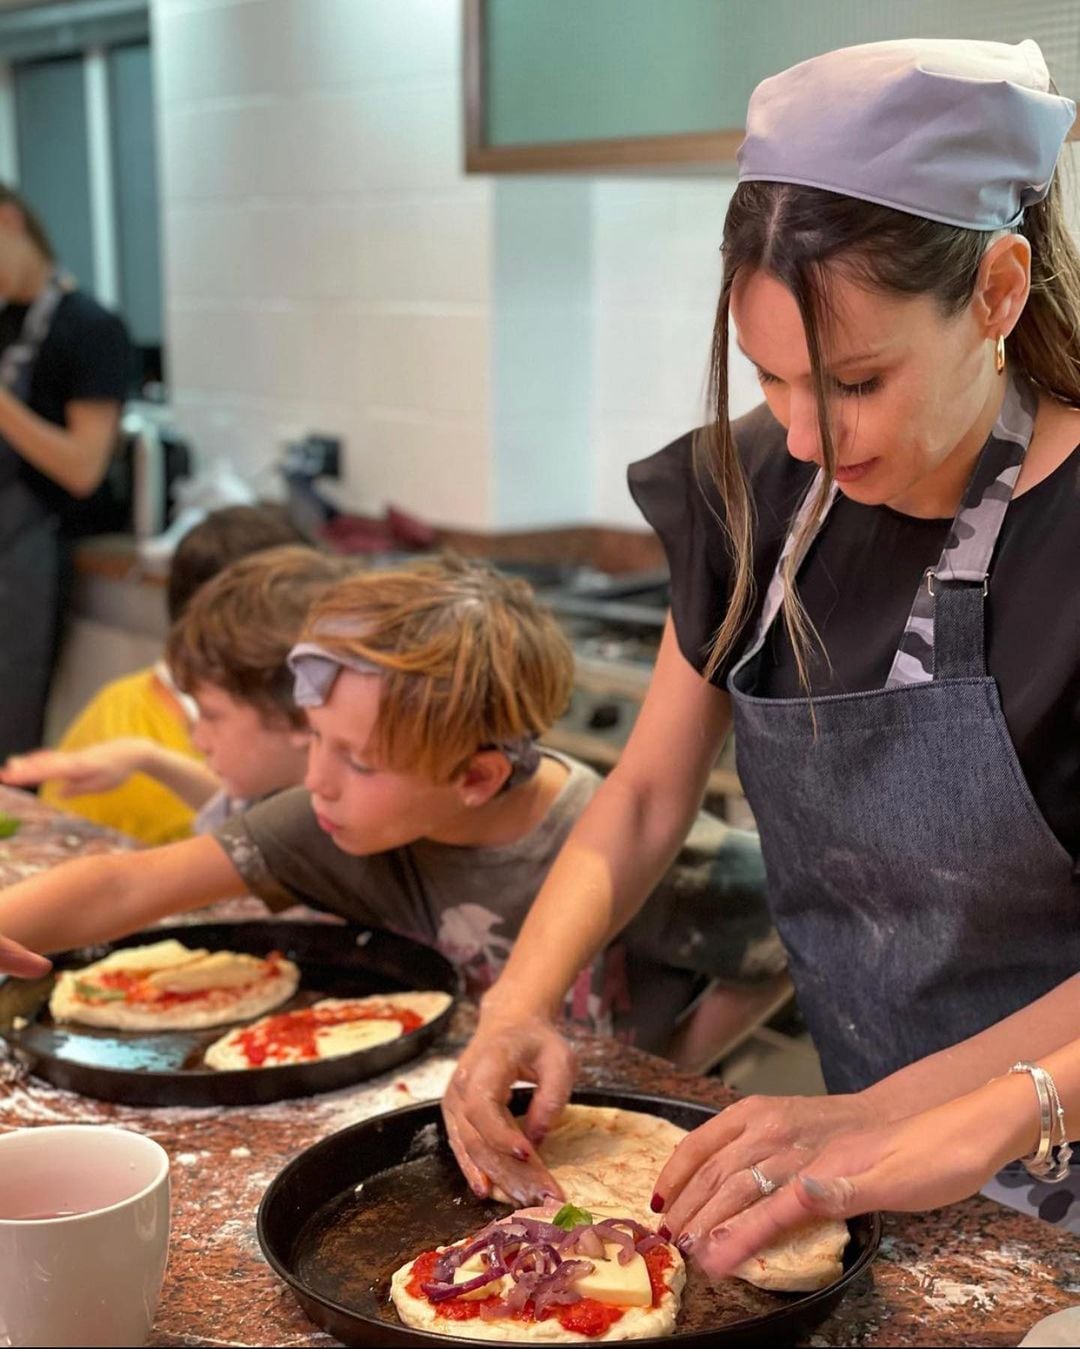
xmin=2 ymin=0 xmax=1077 ymax=1089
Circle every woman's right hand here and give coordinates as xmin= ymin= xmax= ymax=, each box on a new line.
xmin=442 ymin=1013 xmax=578 ymax=1205
xmin=0 ymin=933 xmax=50 ymax=978
xmin=1 ymin=740 xmax=147 ymax=796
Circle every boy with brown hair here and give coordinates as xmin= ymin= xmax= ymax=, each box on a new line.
xmin=0 ymin=555 xmax=777 ymax=1054
xmin=5 ymin=544 xmax=353 ymax=832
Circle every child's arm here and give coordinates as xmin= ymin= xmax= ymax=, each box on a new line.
xmin=0 ymin=836 xmax=249 ymax=954
xmin=2 ymin=740 xmax=220 ymax=810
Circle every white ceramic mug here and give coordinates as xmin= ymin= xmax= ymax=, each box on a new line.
xmin=0 ymin=1124 xmax=170 ymax=1347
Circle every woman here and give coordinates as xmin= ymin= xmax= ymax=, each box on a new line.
xmin=0 ymin=185 xmax=129 ymax=758
xmin=443 ymin=36 xmax=1079 ymax=1235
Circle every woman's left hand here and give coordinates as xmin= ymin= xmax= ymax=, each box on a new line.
xmin=686 ymin=1079 xmax=1036 ymax=1280
xmin=654 ymin=1091 xmax=876 ymax=1246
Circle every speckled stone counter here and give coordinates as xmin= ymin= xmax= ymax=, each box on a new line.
xmin=0 ymin=787 xmax=1075 ymax=1348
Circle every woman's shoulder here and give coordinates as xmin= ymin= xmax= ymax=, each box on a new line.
xmin=628 ymin=402 xmax=812 ymax=540
xmin=53 ymin=290 xmax=129 ymax=341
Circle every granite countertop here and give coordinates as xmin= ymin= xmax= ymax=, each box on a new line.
xmin=0 ymin=786 xmax=1075 ymax=1348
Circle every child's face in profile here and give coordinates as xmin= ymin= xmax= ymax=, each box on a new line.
xmin=304 ymin=670 xmax=477 ymax=855
xmin=191 ymin=683 xmax=310 ymax=800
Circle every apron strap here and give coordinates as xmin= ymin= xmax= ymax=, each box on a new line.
xmin=932 ymin=581 xmax=986 ymax=680
xmin=885 ymin=372 xmax=1037 ymax=689
xmin=0 ymin=272 xmax=72 ymax=398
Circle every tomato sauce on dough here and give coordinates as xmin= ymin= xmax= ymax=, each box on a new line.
xmin=407 ymin=1241 xmax=674 ymax=1338
xmin=235 ymin=1000 xmax=423 ymax=1067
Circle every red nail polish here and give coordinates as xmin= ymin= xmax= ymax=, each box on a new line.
xmin=650 ymin=1192 xmax=665 ymax=1213
xmin=657 ymin=1223 xmax=671 ymax=1241
xmin=676 ymin=1233 xmax=694 ymax=1255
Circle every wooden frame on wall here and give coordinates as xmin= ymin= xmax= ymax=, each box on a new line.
xmin=462 ymin=0 xmax=742 ymax=173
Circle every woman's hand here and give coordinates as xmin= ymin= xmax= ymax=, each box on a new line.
xmin=442 ymin=1013 xmax=578 ymax=1205
xmin=654 ymin=1092 xmax=877 ymax=1247
xmin=1 ymin=740 xmax=148 ymax=796
xmin=0 ymin=933 xmax=50 ymax=978
xmin=690 ymin=1077 xmax=1037 ymax=1280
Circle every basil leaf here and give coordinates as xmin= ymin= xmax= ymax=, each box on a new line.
xmin=0 ymin=813 xmax=21 ymax=839
xmin=552 ymin=1203 xmax=593 ymax=1231
xmin=74 ymin=980 xmax=125 ymax=1003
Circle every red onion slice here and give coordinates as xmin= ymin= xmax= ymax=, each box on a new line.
xmin=422 ymin=1268 xmax=502 ymax=1302
xmin=593 ymin=1222 xmax=637 ymax=1265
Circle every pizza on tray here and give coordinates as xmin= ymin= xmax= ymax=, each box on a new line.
xmin=203 ymin=990 xmax=452 ymax=1069
xmin=495 ymin=1105 xmax=850 ymax=1294
xmin=391 ymin=1202 xmax=685 ymax=1342
xmin=49 ymin=938 xmax=300 ymax=1032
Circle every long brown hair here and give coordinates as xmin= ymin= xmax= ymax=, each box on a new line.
xmin=698 ymin=167 xmax=1080 ymax=687
xmin=0 ymin=184 xmax=55 ymax=262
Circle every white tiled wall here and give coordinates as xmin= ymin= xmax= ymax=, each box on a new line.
xmin=150 ymin=0 xmax=753 ymax=532
xmin=155 ymin=4 xmax=1079 ymax=534
xmin=150 ymin=0 xmax=494 ymax=528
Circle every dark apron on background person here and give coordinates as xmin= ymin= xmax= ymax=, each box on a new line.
xmin=0 ymin=274 xmax=71 ymax=758
xmin=728 ymin=374 xmax=1079 ymax=1225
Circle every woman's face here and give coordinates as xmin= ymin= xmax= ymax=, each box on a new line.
xmin=730 ymin=267 xmax=997 ymax=512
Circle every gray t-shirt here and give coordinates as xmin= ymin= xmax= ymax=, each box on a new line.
xmin=214 ymin=751 xmax=780 ymax=1053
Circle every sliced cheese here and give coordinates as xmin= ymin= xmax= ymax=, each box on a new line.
xmin=572 ymin=1244 xmax=651 ymax=1308
xmin=93 ymin=940 xmax=207 ymax=975
xmin=453 ymin=1252 xmax=507 ymax=1301
xmin=312 ymin=1018 xmax=400 ymax=1057
xmin=145 ymin=950 xmax=267 ymax=993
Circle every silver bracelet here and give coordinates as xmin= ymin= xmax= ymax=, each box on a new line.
xmin=1010 ymin=1062 xmax=1074 ymax=1183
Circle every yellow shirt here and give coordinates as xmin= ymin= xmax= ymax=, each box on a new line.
xmin=42 ymin=666 xmax=199 ymax=845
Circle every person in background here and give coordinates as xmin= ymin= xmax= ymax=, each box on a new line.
xmin=4 ymin=544 xmax=351 ymax=836
xmin=0 ymin=184 xmax=130 ymax=760
xmin=0 ymin=555 xmax=778 ymax=1059
xmin=3 ymin=503 xmax=303 ymax=844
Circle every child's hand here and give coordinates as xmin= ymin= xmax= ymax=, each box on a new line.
xmin=0 ymin=933 xmax=51 ymax=978
xmin=1 ymin=739 xmax=151 ymax=797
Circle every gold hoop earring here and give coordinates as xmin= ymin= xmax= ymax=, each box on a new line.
xmin=994 ymin=334 xmax=1006 ymax=374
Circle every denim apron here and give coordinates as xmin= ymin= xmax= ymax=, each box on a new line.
xmin=0 ymin=274 xmax=70 ymax=757
xmin=727 ymin=374 xmax=1078 ymax=1225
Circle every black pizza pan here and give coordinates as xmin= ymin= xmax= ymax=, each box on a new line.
xmin=257 ymin=1087 xmax=881 ymax=1347
xmin=0 ymin=920 xmax=459 ymax=1107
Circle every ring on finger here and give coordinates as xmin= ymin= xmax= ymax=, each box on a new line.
xmin=749 ymin=1163 xmax=777 ymax=1197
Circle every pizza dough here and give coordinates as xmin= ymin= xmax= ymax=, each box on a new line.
xmin=49 ymin=938 xmax=300 ymax=1032
xmin=203 ymin=990 xmax=452 ymax=1069
xmin=390 ymin=1214 xmax=685 ymax=1342
xmin=492 ymin=1106 xmax=686 ymax=1227
xmin=495 ymin=1105 xmax=850 ymax=1293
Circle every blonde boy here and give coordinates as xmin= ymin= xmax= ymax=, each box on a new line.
xmin=0 ymin=556 xmax=777 ymax=1052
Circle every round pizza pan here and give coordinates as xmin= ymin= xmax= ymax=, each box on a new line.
xmin=257 ymin=1087 xmax=881 ymax=1347
xmin=0 ymin=920 xmax=460 ymax=1107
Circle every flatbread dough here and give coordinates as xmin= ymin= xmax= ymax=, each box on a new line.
xmin=50 ymin=938 xmax=300 ymax=1032
xmin=390 ymin=1220 xmax=685 ymax=1342
xmin=203 ymin=990 xmax=452 ymax=1069
xmin=496 ymin=1105 xmax=849 ymax=1293
xmin=493 ymin=1106 xmax=685 ymax=1227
